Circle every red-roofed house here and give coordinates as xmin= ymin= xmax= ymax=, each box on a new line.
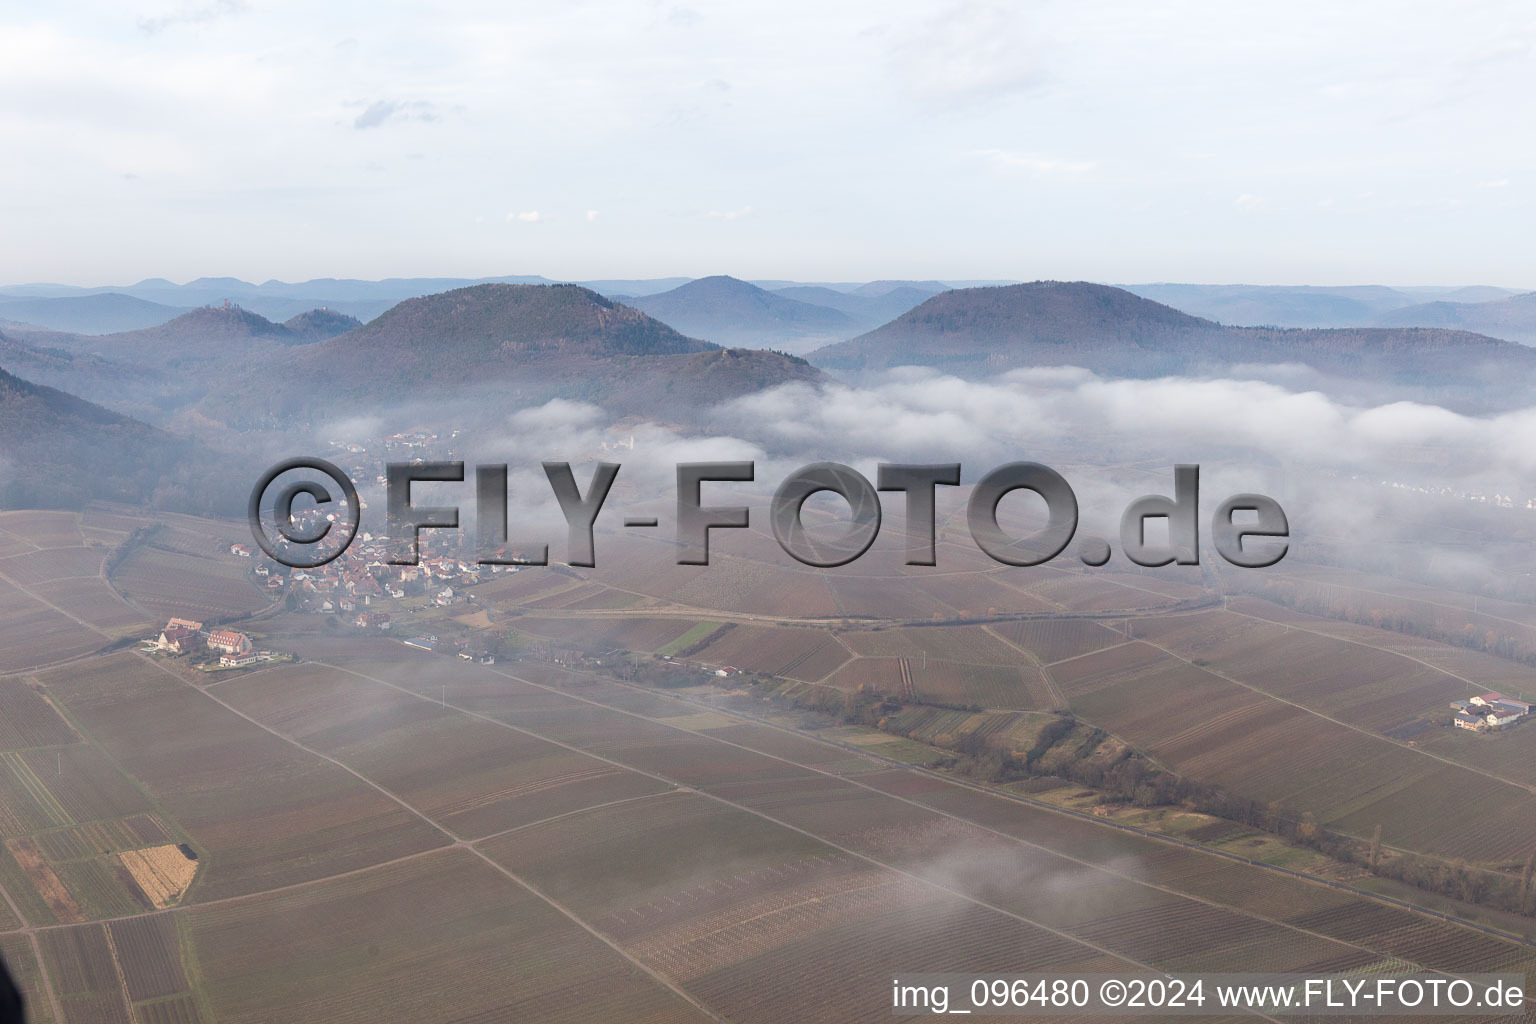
xmin=156 ymin=626 xmax=199 ymax=654
xmin=206 ymin=630 xmax=252 ymax=655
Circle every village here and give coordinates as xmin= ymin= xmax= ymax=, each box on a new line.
xmin=232 ymin=426 xmax=630 ymax=630
xmin=233 ymin=518 xmax=509 ymax=625
xmin=239 ymin=430 xmax=524 ymax=623
xmin=157 ymin=427 xmax=512 ymax=667
xmin=147 ymin=513 xmax=520 ymax=671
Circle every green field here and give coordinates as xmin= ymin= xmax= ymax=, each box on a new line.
xmin=655 ymin=621 xmax=723 ymax=657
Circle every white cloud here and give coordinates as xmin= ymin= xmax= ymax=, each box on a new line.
xmin=508 ymin=210 xmax=541 ymax=223
xmin=706 ymin=205 xmax=754 ymax=221
xmin=352 ymin=99 xmax=440 ymax=131
xmin=666 ymin=6 xmax=704 ymax=29
xmin=974 ymin=149 xmax=1097 ymax=177
xmin=508 ymin=398 xmax=602 ymax=432
xmin=4 ymin=1 xmax=1536 ymax=284
xmin=586 ymin=209 xmax=599 ymax=222
xmin=485 ymin=399 xmax=769 ymax=516
xmin=137 ymin=0 xmax=247 ymax=34
xmin=715 ymin=368 xmax=1536 ymax=486
xmin=888 ymin=2 xmax=1048 ymax=104
xmin=386 ymin=371 xmax=1536 ymax=573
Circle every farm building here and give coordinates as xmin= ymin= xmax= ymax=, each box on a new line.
xmin=1450 ymin=692 xmax=1531 ymax=731
xmin=220 ymin=650 xmax=259 ymax=668
xmin=1470 ymin=692 xmax=1532 ymax=714
xmin=205 ymin=630 xmax=253 ymax=655
xmin=403 ymin=637 xmax=438 ymax=652
xmin=155 ymin=624 xmax=201 ymax=654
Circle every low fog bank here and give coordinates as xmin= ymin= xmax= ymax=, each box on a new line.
xmin=310 ymin=364 xmax=1536 ymax=596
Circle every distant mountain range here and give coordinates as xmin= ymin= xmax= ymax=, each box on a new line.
xmin=1121 ymin=282 xmax=1527 ymax=334
xmin=769 ymin=284 xmax=942 ymax=333
xmin=0 ymin=284 xmax=829 ymax=509
xmin=1373 ymin=291 xmax=1536 ymax=345
xmin=29 ymin=304 xmax=361 ymax=357
xmin=8 ymin=279 xmax=1533 ymax=433
xmin=7 ymin=275 xmax=1534 ymax=348
xmin=0 ymin=305 xmax=361 ymax=423
xmin=810 ymin=281 xmax=1536 ymax=409
xmin=0 ymin=286 xmax=828 ymax=431
xmin=0 ymin=293 xmax=192 ymax=334
xmin=626 ymin=276 xmax=863 ymax=351
xmin=0 ymin=275 xmax=966 ymax=343
xmin=6 ymin=275 xmax=1536 ymax=512
xmin=0 ymin=276 xmax=560 ymax=326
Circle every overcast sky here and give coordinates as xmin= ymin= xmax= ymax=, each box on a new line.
xmin=3 ymin=1 xmax=1533 ymax=286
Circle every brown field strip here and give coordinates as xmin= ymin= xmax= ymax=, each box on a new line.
xmin=5 ymin=839 xmax=83 ymax=924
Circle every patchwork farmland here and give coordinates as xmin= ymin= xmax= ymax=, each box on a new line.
xmin=4 ymin=508 xmax=1536 ymax=1023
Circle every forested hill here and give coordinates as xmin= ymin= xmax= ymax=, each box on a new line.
xmin=810 ymin=281 xmax=1536 ymax=404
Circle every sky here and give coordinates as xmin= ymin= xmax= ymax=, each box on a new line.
xmin=2 ymin=0 xmax=1534 ymax=286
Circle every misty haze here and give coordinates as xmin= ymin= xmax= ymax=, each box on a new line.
xmin=3 ymin=3 xmax=1536 ymax=1023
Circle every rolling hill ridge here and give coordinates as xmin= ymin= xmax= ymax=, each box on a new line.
xmin=0 ymin=365 xmax=230 ymax=510
xmin=810 ymin=281 xmax=1536 ymax=408
xmin=1374 ymin=291 xmax=1536 ymax=345
xmin=628 ymin=275 xmax=859 ymax=351
xmin=196 ymin=283 xmax=823 ymax=428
